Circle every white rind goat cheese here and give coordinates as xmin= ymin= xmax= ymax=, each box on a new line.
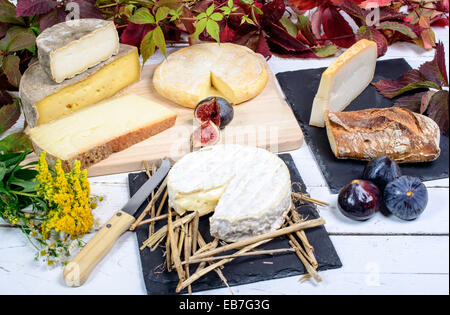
xmin=36 ymin=19 xmax=120 ymax=83
xmin=167 ymin=145 xmax=292 ymax=242
xmin=309 ymin=39 xmax=378 ymax=127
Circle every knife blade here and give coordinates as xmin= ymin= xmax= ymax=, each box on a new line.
xmin=63 ymin=158 xmax=171 ymax=287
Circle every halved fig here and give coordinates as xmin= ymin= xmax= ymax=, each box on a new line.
xmin=192 ymin=120 xmax=220 ymax=149
xmin=194 ymin=97 xmax=234 ymax=129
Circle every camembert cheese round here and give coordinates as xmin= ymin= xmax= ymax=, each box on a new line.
xmin=153 ymin=43 xmax=268 ymax=108
xmin=167 ymin=145 xmax=292 ymax=242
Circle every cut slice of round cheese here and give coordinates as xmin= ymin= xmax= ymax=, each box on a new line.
xmin=167 ymin=144 xmax=292 ymax=242
xmin=153 ymin=43 xmax=268 ymax=108
xmin=36 ymin=19 xmax=120 ymax=83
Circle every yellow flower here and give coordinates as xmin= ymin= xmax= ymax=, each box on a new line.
xmin=36 ymin=153 xmax=94 ymax=238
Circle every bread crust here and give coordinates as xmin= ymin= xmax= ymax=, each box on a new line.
xmin=325 ymin=107 xmax=441 ymax=163
xmin=32 ymin=115 xmax=177 ymax=172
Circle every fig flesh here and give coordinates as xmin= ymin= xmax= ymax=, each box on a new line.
xmin=192 ymin=120 xmax=220 ymax=148
xmin=194 ymin=97 xmax=234 ymax=129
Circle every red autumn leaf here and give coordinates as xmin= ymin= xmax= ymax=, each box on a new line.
xmin=256 ymin=31 xmax=271 ymax=59
xmin=39 ymin=7 xmax=67 ymax=31
xmin=38 ymin=0 xmax=103 ymax=31
xmin=120 ymin=23 xmax=153 ymax=47
xmin=418 ymin=42 xmax=449 ymax=88
xmin=0 ymin=98 xmax=21 ymax=135
xmin=296 ymin=14 xmax=317 ymax=46
xmin=0 ymin=90 xmax=13 ymax=107
xmin=16 ymin=0 xmax=56 ymax=17
xmin=262 ymin=0 xmax=285 ymax=23
xmin=359 ymin=0 xmax=391 ymax=9
xmin=264 ymin=20 xmax=311 ymax=52
xmin=431 ymin=15 xmax=449 ymax=27
xmin=220 ymin=23 xmax=236 ymax=42
xmin=425 ymin=90 xmax=449 ymax=136
xmin=356 ymin=26 xmax=388 ymax=57
xmin=372 ymin=69 xmax=441 ymax=99
xmin=286 ymin=0 xmax=322 ymax=10
xmin=321 ymin=5 xmax=356 ymax=48
xmin=394 ymin=91 xmax=427 ymax=112
xmin=310 ymin=8 xmax=323 ymax=39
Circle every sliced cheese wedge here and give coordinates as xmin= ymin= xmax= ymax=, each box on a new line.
xmin=36 ymin=19 xmax=120 ymax=83
xmin=153 ymin=43 xmax=268 ymax=108
xmin=20 ymin=44 xmax=140 ymax=127
xmin=309 ymin=39 xmax=378 ymax=127
xmin=29 ymin=94 xmax=177 ymax=171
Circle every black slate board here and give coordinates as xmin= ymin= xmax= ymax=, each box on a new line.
xmin=276 ymin=58 xmax=449 ymax=194
xmin=128 ymin=154 xmax=342 ymax=295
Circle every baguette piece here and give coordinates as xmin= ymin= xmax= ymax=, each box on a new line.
xmin=20 ymin=44 xmax=140 ymax=127
xmin=309 ymin=39 xmax=377 ymax=127
xmin=28 ymin=94 xmax=177 ymax=171
xmin=36 ymin=19 xmax=120 ymax=83
xmin=325 ymin=107 xmax=441 ymax=163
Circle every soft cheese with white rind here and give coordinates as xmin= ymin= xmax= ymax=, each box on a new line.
xmin=153 ymin=43 xmax=268 ymax=108
xmin=36 ymin=19 xmax=120 ymax=83
xmin=309 ymin=39 xmax=378 ymax=127
xmin=20 ymin=44 xmax=140 ymax=127
xmin=28 ymin=94 xmax=177 ymax=171
xmin=167 ymin=145 xmax=292 ymax=242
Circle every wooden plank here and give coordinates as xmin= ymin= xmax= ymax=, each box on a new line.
xmin=0 ymin=231 xmax=447 ymax=295
xmin=23 ymin=63 xmax=303 ymax=177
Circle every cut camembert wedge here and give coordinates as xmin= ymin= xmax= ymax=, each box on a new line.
xmin=309 ymin=39 xmax=378 ymax=127
xmin=167 ymin=145 xmax=292 ymax=242
xmin=28 ymin=94 xmax=177 ymax=171
xmin=153 ymin=43 xmax=268 ymax=108
xmin=36 ymin=19 xmax=120 ymax=83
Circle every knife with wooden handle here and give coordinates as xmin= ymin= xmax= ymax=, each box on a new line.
xmin=63 ymin=158 xmax=171 ymax=287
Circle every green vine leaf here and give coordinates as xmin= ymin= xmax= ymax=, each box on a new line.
xmin=206 ymin=19 xmax=220 ymax=43
xmin=155 ymin=6 xmax=170 ymax=23
xmin=192 ymin=18 xmax=207 ymax=40
xmin=0 ymin=132 xmax=32 ymax=154
xmin=153 ymin=25 xmax=166 ymax=58
xmin=129 ymin=7 xmax=155 ymax=24
xmin=140 ymin=30 xmax=155 ymax=65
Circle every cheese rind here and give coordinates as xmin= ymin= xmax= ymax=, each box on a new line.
xmin=167 ymin=145 xmax=292 ymax=242
xmin=28 ymin=94 xmax=177 ymax=171
xmin=309 ymin=39 xmax=378 ymax=127
xmin=20 ymin=44 xmax=140 ymax=127
xmin=36 ymin=19 xmax=120 ymax=83
xmin=153 ymin=43 xmax=268 ymax=108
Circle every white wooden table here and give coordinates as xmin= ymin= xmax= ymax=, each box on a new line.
xmin=1 ymin=27 xmax=448 ymax=295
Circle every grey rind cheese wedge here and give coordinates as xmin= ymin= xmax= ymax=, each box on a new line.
xmin=20 ymin=44 xmax=140 ymax=128
xmin=36 ymin=19 xmax=120 ymax=83
xmin=167 ymin=144 xmax=292 ymax=242
xmin=28 ymin=94 xmax=177 ymax=172
xmin=309 ymin=39 xmax=378 ymax=127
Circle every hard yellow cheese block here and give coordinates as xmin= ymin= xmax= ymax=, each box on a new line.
xmin=20 ymin=44 xmax=140 ymax=127
xmin=29 ymin=94 xmax=177 ymax=171
xmin=309 ymin=39 xmax=378 ymax=127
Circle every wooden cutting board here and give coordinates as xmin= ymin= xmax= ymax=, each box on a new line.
xmin=27 ymin=64 xmax=303 ymax=177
